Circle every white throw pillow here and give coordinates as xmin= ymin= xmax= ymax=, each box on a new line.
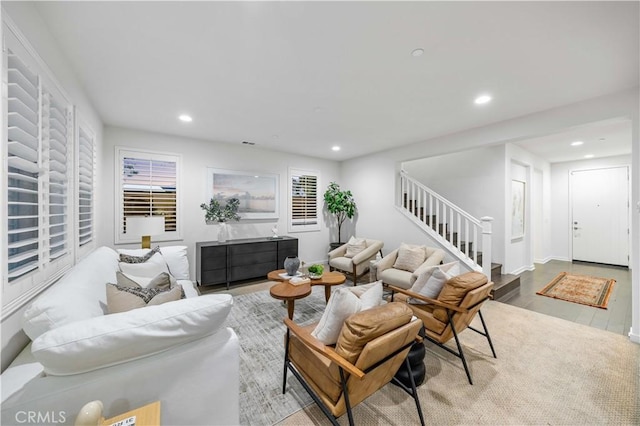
xmin=31 ymin=294 xmax=233 ymax=376
xmin=119 ymin=252 xmax=169 ymax=278
xmin=349 ymin=281 xmax=383 ymax=310
xmin=311 ymin=288 xmax=362 ymax=345
xmin=410 ymin=261 xmax=461 ymax=304
xmin=393 ymin=243 xmax=427 ymax=272
xmin=344 ymin=237 xmax=367 ymax=258
xmin=160 ymin=246 xmax=190 ymax=280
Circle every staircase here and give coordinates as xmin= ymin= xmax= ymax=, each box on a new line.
xmin=399 ymin=171 xmax=520 ymax=301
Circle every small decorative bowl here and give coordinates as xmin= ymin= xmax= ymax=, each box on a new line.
xmin=308 ymin=272 xmax=323 ymax=280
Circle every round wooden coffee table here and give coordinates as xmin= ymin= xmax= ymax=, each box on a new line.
xmin=269 ymin=281 xmax=311 ymax=319
xmin=267 ymin=269 xmax=346 ymax=302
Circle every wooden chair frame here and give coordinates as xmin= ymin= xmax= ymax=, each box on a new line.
xmin=282 ymin=318 xmax=425 ymax=426
xmin=388 ymin=285 xmax=496 ymax=385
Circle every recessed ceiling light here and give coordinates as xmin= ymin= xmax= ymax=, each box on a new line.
xmin=411 ymin=48 xmax=424 ymax=57
xmin=571 ymin=141 xmax=584 ymax=146
xmin=474 ymin=94 xmax=492 ymax=105
xmin=332 ymin=146 xmax=341 ymax=151
xmin=178 ymin=114 xmax=192 ymax=122
xmin=584 ymin=154 xmax=594 ymax=159
xmin=599 ymin=138 xmax=606 ymax=141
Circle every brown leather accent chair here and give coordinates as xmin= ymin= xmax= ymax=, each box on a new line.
xmin=283 ymin=302 xmax=425 ymax=426
xmin=388 ymin=271 xmax=496 ymax=385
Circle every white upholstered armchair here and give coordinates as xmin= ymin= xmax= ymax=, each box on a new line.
xmin=328 ymin=237 xmax=384 ymax=285
xmin=376 ymin=243 xmax=445 ymax=289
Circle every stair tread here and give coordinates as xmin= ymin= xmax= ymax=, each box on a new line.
xmin=492 ymin=273 xmax=519 ymax=287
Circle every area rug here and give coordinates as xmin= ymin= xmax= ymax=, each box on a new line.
xmin=223 ymin=285 xmax=330 ymax=425
xmin=536 ymin=272 xmax=615 ymax=309
xmin=225 ymin=284 xmax=639 ymax=426
xmin=278 ymin=300 xmax=640 ymax=426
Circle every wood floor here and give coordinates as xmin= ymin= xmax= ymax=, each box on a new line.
xmin=502 ymin=260 xmax=632 ymax=336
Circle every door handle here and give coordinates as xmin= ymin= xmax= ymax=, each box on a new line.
xmin=573 ymin=227 xmax=580 ymax=230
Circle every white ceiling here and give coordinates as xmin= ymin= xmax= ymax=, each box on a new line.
xmin=33 ymin=1 xmax=639 ymax=161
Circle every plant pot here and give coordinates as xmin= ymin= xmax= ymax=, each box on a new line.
xmin=218 ymin=222 xmax=228 ymax=243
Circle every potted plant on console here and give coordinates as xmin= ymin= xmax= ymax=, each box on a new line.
xmin=200 ymin=197 xmax=241 ymax=242
xmin=323 ymin=182 xmax=357 ymax=250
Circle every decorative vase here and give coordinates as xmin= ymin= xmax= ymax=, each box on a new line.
xmin=218 ymin=222 xmax=228 ymax=243
xmin=284 ymin=255 xmax=300 ymax=276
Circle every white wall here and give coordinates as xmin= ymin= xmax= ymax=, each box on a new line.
xmin=99 ymin=127 xmax=340 ymax=277
xmin=402 ymin=145 xmax=506 ymax=264
xmin=1 ymin=3 xmax=104 ymax=370
xmin=504 ymin=144 xmax=552 ymax=274
xmin=550 ymin=154 xmax=632 ymax=262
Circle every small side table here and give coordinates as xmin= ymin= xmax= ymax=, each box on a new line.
xmin=102 ymin=401 xmax=161 ymax=426
xmin=269 ymin=281 xmax=312 ymax=319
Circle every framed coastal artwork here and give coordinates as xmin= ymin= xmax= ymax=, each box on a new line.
xmin=206 ymin=168 xmax=279 ymax=219
xmin=511 ymin=179 xmax=525 ymax=240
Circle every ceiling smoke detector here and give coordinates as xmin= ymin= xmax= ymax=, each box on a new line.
xmin=242 ymin=141 xmax=256 ymax=146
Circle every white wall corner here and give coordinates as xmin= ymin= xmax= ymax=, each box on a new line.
xmin=628 ymin=328 xmax=640 ymax=344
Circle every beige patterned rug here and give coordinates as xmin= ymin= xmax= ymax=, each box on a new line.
xmin=536 ymin=272 xmax=615 ymax=309
xmin=278 ymin=300 xmax=639 ymax=425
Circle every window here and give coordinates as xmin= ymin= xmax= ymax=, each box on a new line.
xmin=288 ymin=168 xmax=320 ymax=232
xmin=77 ymin=119 xmax=95 ymax=252
xmin=3 ymin=24 xmax=76 ymax=310
xmin=116 ymin=148 xmax=181 ymax=244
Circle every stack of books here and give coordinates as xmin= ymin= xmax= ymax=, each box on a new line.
xmin=289 ymin=276 xmax=310 ymax=286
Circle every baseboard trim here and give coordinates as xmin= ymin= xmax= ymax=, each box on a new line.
xmin=533 ymin=256 xmax=556 ymax=264
xmin=510 ymin=264 xmax=535 ymax=275
xmin=628 ymin=328 xmax=640 ymax=344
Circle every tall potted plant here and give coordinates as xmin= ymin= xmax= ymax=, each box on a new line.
xmin=323 ymin=182 xmax=356 ymax=247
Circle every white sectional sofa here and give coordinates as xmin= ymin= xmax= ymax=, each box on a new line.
xmin=1 ymin=246 xmax=239 ymax=426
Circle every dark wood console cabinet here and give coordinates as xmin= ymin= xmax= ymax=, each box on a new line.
xmin=196 ymin=236 xmax=298 ymax=288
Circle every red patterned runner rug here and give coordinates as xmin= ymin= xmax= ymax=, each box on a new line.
xmin=536 ymin=272 xmax=615 ymax=309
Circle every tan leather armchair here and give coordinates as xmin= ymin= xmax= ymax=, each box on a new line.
xmin=282 ymin=302 xmax=425 ymax=426
xmin=377 ymin=246 xmax=445 ymax=289
xmin=388 ymin=271 xmax=496 ymax=385
xmin=328 ymin=238 xmax=383 ymax=284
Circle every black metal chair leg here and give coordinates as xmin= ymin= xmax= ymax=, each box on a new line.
xmin=404 ymin=357 xmax=426 ymax=426
xmin=478 ymin=310 xmax=497 ymax=358
xmin=282 ymin=331 xmax=290 ymax=394
xmin=448 ymin=311 xmax=473 ymax=385
xmin=340 ymin=368 xmax=355 ymax=426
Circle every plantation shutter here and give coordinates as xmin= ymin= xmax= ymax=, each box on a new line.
xmin=77 ymin=125 xmax=95 ymax=247
xmin=6 ymin=49 xmax=40 ymax=281
xmin=118 ymin=149 xmax=179 ymax=243
xmin=289 ymin=169 xmax=320 ymax=232
xmin=44 ymin=91 xmax=70 ymax=260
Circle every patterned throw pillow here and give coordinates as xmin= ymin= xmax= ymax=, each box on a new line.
xmin=118 ymin=246 xmax=161 ymax=264
xmin=393 ymin=243 xmax=426 ymax=272
xmin=106 ymin=283 xmax=182 ymax=314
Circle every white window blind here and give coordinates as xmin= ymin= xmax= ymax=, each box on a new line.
xmin=289 ymin=168 xmax=320 ymax=232
xmin=77 ymin=124 xmax=95 ymax=248
xmin=116 ymin=148 xmax=181 ymax=244
xmin=3 ymin=22 xmax=76 ymax=312
xmin=6 ymin=49 xmax=40 ymax=281
xmin=45 ymin=92 xmax=70 ymax=260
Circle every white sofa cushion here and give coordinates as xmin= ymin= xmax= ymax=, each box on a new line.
xmin=118 ymin=246 xmax=190 ymax=280
xmin=344 ymin=237 xmax=367 ymax=258
xmin=31 ymin=294 xmax=233 ymax=376
xmin=119 ymin=252 xmax=170 ymax=278
xmin=22 ymin=247 xmax=120 ymax=340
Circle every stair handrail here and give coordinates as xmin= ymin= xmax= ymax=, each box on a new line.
xmin=400 ymin=170 xmax=480 ymax=226
xmin=398 ymin=170 xmax=493 ymax=280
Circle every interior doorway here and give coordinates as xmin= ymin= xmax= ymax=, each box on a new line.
xmin=571 ymin=166 xmax=629 ymax=266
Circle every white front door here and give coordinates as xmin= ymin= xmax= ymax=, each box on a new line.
xmin=571 ymin=166 xmax=629 ymax=266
